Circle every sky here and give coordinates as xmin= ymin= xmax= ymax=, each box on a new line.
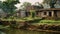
xmin=0 ymin=0 xmax=44 ymax=8
xmin=16 ymin=0 xmax=44 ymax=9
xmin=20 ymin=0 xmax=43 ymax=4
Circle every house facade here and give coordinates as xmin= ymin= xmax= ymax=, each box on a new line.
xmin=36 ymin=8 xmax=60 ymax=20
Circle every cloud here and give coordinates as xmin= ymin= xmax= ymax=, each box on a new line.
xmin=0 ymin=0 xmax=6 ymax=2
xmin=20 ymin=0 xmax=43 ymax=5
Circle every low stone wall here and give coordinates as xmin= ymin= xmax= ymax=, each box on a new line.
xmin=22 ymin=24 xmax=60 ymax=32
xmin=37 ymin=24 xmax=60 ymax=31
xmin=0 ymin=21 xmax=11 ymax=25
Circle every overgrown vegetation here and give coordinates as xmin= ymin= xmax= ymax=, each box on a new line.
xmin=0 ymin=0 xmax=20 ymax=17
xmin=43 ymin=0 xmax=57 ymax=8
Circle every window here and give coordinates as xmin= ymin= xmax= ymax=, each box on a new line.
xmin=44 ymin=12 xmax=47 ymax=15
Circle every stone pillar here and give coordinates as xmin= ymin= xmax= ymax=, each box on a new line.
xmin=39 ymin=12 xmax=41 ymax=17
xmin=52 ymin=11 xmax=54 ymax=17
xmin=41 ymin=12 xmax=44 ymax=17
xmin=47 ymin=11 xmax=49 ymax=17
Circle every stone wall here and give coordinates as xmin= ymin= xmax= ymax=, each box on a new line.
xmin=57 ymin=11 xmax=60 ymax=18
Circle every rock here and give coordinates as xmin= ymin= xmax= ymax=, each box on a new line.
xmin=27 ymin=25 xmax=37 ymax=31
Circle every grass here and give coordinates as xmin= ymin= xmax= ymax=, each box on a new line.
xmin=0 ymin=17 xmax=41 ymax=22
xmin=0 ymin=25 xmax=10 ymax=29
xmin=31 ymin=20 xmax=60 ymax=25
xmin=40 ymin=20 xmax=59 ymax=23
xmin=0 ymin=17 xmax=60 ymax=25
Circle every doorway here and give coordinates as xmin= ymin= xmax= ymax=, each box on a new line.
xmin=49 ymin=12 xmax=52 ymax=17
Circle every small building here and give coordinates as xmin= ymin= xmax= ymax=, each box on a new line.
xmin=36 ymin=8 xmax=60 ymax=20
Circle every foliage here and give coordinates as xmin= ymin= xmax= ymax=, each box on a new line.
xmin=43 ymin=0 xmax=57 ymax=8
xmin=35 ymin=2 xmax=43 ymax=8
xmin=30 ymin=10 xmax=36 ymax=18
xmin=0 ymin=0 xmax=20 ymax=16
xmin=21 ymin=2 xmax=31 ymax=10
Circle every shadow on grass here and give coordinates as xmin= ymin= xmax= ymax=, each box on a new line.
xmin=28 ymin=19 xmax=43 ymax=23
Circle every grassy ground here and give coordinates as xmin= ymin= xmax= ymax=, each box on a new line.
xmin=0 ymin=17 xmax=60 ymax=25
xmin=0 ymin=17 xmax=41 ymax=22
xmin=0 ymin=25 xmax=10 ymax=29
xmin=31 ymin=20 xmax=60 ymax=26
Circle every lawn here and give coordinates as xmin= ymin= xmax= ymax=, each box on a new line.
xmin=0 ymin=17 xmax=41 ymax=22
xmin=0 ymin=17 xmax=60 ymax=25
xmin=31 ymin=20 xmax=60 ymax=26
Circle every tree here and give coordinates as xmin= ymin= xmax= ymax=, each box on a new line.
xmin=0 ymin=1 xmax=3 ymax=8
xmin=35 ymin=2 xmax=43 ymax=8
xmin=21 ymin=2 xmax=31 ymax=10
xmin=1 ymin=0 xmax=20 ymax=16
xmin=43 ymin=0 xmax=57 ymax=8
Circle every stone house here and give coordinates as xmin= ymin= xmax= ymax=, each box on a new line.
xmin=36 ymin=8 xmax=60 ymax=20
xmin=26 ymin=7 xmax=60 ymax=20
